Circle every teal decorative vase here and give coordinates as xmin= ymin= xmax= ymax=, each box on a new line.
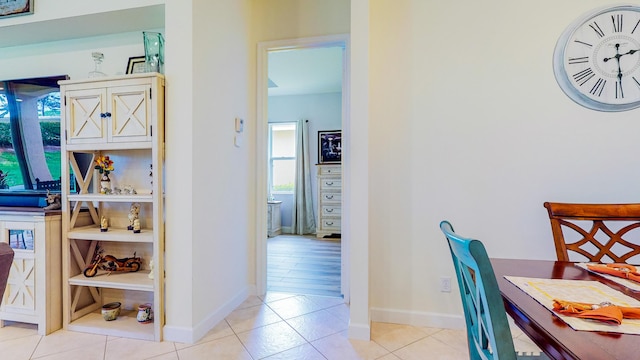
xmin=143 ymin=31 xmax=164 ymax=73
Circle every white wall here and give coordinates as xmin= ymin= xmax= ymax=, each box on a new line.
xmin=365 ymin=0 xmax=640 ymax=328
xmin=163 ymin=0 xmax=254 ymax=343
xmin=0 ymin=32 xmax=145 ymax=81
xmin=252 ymin=0 xmax=350 ymax=42
xmin=162 ymin=0 xmax=193 ymax=342
xmin=191 ymin=0 xmax=252 ymax=339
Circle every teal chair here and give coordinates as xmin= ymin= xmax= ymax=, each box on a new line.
xmin=440 ymin=221 xmax=549 ymax=360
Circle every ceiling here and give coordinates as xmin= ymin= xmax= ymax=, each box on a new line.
xmin=268 ymin=46 xmax=344 ymax=96
xmin=0 ymin=5 xmax=165 ymax=48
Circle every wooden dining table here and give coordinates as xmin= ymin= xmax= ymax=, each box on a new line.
xmin=491 ymin=258 xmax=640 ymax=360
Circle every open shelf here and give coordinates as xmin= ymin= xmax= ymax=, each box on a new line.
xmin=67 ymin=309 xmax=155 ymax=341
xmin=68 ymin=194 xmax=153 ymax=203
xmin=69 ymin=271 xmax=153 ymax=291
xmin=67 ymin=225 xmax=153 ymax=242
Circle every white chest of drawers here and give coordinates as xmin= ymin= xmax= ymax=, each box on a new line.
xmin=316 ymin=164 xmax=341 ymax=238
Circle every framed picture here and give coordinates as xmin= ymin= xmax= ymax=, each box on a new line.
xmin=0 ymin=0 xmax=32 ymax=18
xmin=126 ymin=56 xmax=147 ymax=74
xmin=318 ymin=130 xmax=342 ymax=164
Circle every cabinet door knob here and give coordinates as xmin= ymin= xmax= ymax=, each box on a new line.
xmin=100 ymin=112 xmax=112 ymax=118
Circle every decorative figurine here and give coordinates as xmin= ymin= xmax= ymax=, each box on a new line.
xmin=83 ymin=246 xmax=142 ymax=277
xmin=128 ymin=203 xmax=141 ymax=230
xmin=133 ymin=219 xmax=141 ymax=233
xmin=100 ymin=174 xmax=112 ymax=194
xmin=148 ymin=259 xmax=154 ymax=279
xmin=137 ymin=303 xmax=153 ymax=324
xmin=43 ymin=190 xmax=61 ymax=210
xmin=149 ymin=164 xmax=153 ymax=194
xmin=100 ymin=216 xmax=108 ymax=232
xmin=123 ymin=185 xmax=137 ymax=195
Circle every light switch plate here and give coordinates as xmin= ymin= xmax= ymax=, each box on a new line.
xmin=235 ymin=117 xmax=244 ymax=133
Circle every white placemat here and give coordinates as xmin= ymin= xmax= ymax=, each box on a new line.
xmin=505 ymin=276 xmax=640 ymax=334
xmin=575 ymin=263 xmax=640 ymax=291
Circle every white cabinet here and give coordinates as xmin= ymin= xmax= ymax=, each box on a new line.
xmin=60 ymin=73 xmax=165 ymax=341
xmin=0 ymin=211 xmax=62 ymax=335
xmin=64 ymin=76 xmax=155 ymax=146
xmin=267 ymin=201 xmax=282 ymax=237
xmin=316 ymin=164 xmax=341 ymax=238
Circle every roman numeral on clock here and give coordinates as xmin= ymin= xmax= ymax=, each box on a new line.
xmin=612 ymin=14 xmax=623 ymax=32
xmin=573 ymin=39 xmax=593 ymax=47
xmin=589 ymin=21 xmax=605 ymax=37
xmin=568 ymin=57 xmax=589 ymax=64
xmin=616 ymin=80 xmax=624 ymax=98
xmin=573 ymin=68 xmax=595 ymax=85
xmin=633 ymin=19 xmax=640 ymax=34
xmin=590 ymin=78 xmax=606 ymax=96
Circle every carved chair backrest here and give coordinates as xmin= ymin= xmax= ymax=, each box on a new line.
xmin=543 ymin=202 xmax=640 ymax=263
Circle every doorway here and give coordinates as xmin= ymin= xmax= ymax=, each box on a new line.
xmin=256 ymin=35 xmax=350 ymax=301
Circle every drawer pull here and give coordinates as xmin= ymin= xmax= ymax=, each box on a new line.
xmin=325 ymin=208 xmax=334 ymax=213
xmin=325 ymin=182 xmax=334 ymax=186
xmin=326 ymin=195 xmax=334 ymax=199
xmin=326 ymin=221 xmax=334 ymax=226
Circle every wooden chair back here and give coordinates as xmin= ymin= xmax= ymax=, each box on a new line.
xmin=441 ymin=221 xmax=519 ymax=359
xmin=543 ymin=202 xmax=640 ymax=263
xmin=35 ymin=177 xmax=61 ymax=191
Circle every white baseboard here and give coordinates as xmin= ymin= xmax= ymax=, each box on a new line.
xmin=163 ymin=286 xmax=250 ymax=344
xmin=370 ymin=307 xmax=465 ymax=330
xmin=348 ymin=321 xmax=371 ymax=340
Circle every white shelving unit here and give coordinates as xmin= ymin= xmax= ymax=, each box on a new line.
xmin=60 ymin=73 xmax=165 ymax=341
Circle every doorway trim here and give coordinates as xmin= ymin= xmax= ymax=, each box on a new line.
xmin=256 ymin=34 xmax=350 ymax=302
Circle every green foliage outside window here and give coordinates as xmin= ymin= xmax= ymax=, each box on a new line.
xmin=0 ymin=121 xmax=61 ymax=187
xmin=0 ymin=121 xmax=60 ymax=147
xmin=273 ymin=183 xmax=294 ymax=192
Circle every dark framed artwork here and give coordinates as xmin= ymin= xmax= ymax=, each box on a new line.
xmin=318 ymin=130 xmax=342 ymax=164
xmin=0 ymin=0 xmax=33 ymax=18
xmin=126 ymin=56 xmax=147 ymax=74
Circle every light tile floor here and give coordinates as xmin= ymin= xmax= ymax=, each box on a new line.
xmin=0 ymin=292 xmax=541 ymax=359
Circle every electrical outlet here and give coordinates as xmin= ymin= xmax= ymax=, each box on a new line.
xmin=440 ymin=276 xmax=451 ymax=292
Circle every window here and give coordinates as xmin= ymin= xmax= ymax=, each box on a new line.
xmin=0 ymin=76 xmax=64 ymax=190
xmin=268 ymin=122 xmax=297 ymax=194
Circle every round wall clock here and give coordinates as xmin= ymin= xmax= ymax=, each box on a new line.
xmin=553 ymin=5 xmax=640 ymax=111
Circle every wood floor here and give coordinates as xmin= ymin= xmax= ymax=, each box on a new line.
xmin=267 ymin=234 xmax=342 ymax=298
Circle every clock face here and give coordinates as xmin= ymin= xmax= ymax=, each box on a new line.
xmin=553 ymin=6 xmax=640 ymax=111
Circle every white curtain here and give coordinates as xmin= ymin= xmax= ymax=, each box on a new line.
xmin=292 ymin=119 xmax=316 ymax=234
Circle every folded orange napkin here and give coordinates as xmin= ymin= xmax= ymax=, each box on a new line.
xmin=586 ymin=263 xmax=640 ymax=283
xmin=552 ymin=299 xmax=640 ymax=325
